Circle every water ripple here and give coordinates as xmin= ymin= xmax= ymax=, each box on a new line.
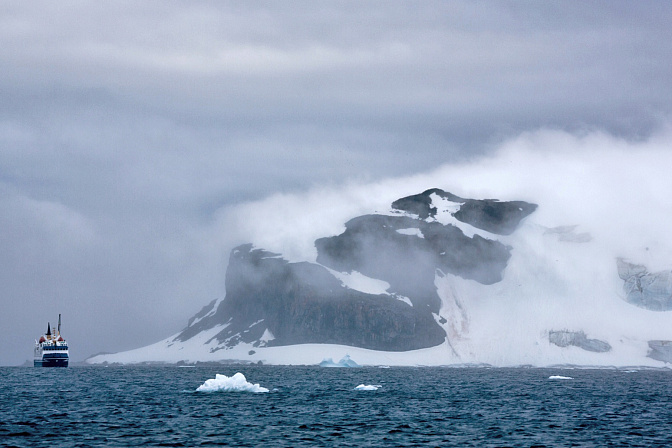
xmin=2 ymin=366 xmax=672 ymax=446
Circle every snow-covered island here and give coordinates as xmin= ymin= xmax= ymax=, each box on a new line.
xmin=86 ymin=189 xmax=672 ymax=368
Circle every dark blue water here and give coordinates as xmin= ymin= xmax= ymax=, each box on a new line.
xmin=2 ymin=366 xmax=672 ymax=447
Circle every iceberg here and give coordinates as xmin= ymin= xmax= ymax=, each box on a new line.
xmin=548 ymin=375 xmax=573 ymax=380
xmin=319 ymin=354 xmax=361 ymax=368
xmin=355 ymin=384 xmax=381 ymax=391
xmin=196 ymin=372 xmax=269 ymax=393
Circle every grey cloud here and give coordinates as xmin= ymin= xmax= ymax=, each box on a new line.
xmin=1 ymin=1 xmax=672 ymax=364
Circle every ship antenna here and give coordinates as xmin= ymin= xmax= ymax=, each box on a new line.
xmin=58 ymin=314 xmax=61 ymax=335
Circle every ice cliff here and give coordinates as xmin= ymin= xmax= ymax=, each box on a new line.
xmin=617 ymin=258 xmax=672 ymax=311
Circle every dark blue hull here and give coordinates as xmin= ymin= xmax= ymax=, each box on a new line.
xmin=34 ymin=357 xmax=69 ymax=367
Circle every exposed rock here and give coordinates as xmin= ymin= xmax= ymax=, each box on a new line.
xmin=391 ymin=188 xmax=537 ymax=235
xmin=173 ymin=188 xmax=536 ymax=354
xmin=617 ymin=258 xmax=672 ymax=311
xmin=315 ymin=214 xmax=511 ymax=312
xmin=187 ymin=299 xmax=217 ymax=327
xmin=548 ymin=330 xmax=611 ymax=353
xmin=391 ymin=188 xmax=463 ymax=219
xmin=453 ymin=198 xmax=538 ymax=236
xmin=176 ymin=244 xmax=446 ymax=351
xmin=648 ymin=340 xmax=672 ymax=363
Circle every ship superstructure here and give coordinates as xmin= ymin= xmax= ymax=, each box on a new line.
xmin=34 ymin=314 xmax=69 ymax=367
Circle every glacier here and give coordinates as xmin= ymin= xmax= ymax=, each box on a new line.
xmin=83 ymin=129 xmax=672 ymax=370
xmin=86 ymin=187 xmax=672 ymax=368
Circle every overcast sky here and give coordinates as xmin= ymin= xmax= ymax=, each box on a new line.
xmin=2 ymin=1 xmax=672 ymax=365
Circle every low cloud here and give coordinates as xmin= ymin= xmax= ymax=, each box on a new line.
xmin=227 ymin=126 xmax=672 ymax=272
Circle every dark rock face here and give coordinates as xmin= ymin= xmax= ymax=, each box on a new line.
xmin=188 ymin=299 xmax=217 ymax=327
xmin=175 ymin=188 xmax=537 ymax=353
xmin=549 ymin=330 xmax=611 ymax=353
xmin=391 ymin=188 xmax=463 ymax=219
xmin=315 ymin=214 xmax=511 ymax=313
xmin=617 ymin=258 xmax=672 ymax=311
xmin=176 ymin=299 xmax=219 ymax=342
xmin=392 ymin=188 xmax=537 ymax=235
xmin=648 ymin=340 xmax=672 ymax=363
xmin=176 ymin=244 xmax=446 ymax=351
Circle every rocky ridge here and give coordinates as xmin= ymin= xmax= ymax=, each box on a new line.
xmin=174 ymin=189 xmax=536 ymax=353
xmin=85 ymin=188 xmax=672 ymax=367
xmin=548 ymin=330 xmax=611 ymax=353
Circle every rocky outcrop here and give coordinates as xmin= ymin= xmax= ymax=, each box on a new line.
xmin=392 ymin=188 xmax=537 ymax=235
xmin=315 ymin=214 xmax=511 ymax=312
xmin=548 ymin=330 xmax=611 ymax=353
xmin=176 ymin=244 xmax=446 ymax=351
xmin=391 ymin=188 xmax=463 ymax=219
xmin=617 ymin=258 xmax=672 ymax=311
xmin=187 ymin=299 xmax=217 ymax=327
xmin=648 ymin=340 xmax=672 ymax=363
xmin=173 ymin=188 xmax=537 ymax=353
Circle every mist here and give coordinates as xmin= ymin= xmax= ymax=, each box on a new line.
xmin=86 ymin=125 xmax=672 ymax=366
xmin=229 ymin=126 xmax=672 ymax=270
xmin=217 ymin=127 xmax=672 ymax=365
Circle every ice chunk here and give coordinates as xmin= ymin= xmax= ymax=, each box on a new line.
xmin=196 ymin=372 xmax=269 ymax=393
xmin=319 ymin=358 xmax=339 ymax=367
xmin=548 ymin=375 xmax=573 ymax=380
xmin=319 ymin=354 xmax=361 ymax=368
xmin=355 ymin=384 xmax=381 ymax=391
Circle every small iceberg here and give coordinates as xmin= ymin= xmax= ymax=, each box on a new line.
xmin=355 ymin=384 xmax=380 ymax=391
xmin=196 ymin=372 xmax=269 ymax=393
xmin=548 ymin=375 xmax=573 ymax=380
xmin=319 ymin=354 xmax=361 ymax=368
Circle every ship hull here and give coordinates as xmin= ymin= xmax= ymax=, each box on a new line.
xmin=34 ymin=354 xmax=69 ymax=367
xmin=34 ymin=359 xmax=69 ymax=367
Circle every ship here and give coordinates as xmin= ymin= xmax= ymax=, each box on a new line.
xmin=34 ymin=314 xmax=69 ymax=367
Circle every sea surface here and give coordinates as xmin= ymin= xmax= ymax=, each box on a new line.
xmin=2 ymin=365 xmax=672 ymax=447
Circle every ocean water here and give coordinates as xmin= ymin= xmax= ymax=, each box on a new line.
xmin=2 ymin=366 xmax=672 ymax=447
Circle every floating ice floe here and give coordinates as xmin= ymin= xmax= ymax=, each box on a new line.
xmin=196 ymin=372 xmax=269 ymax=393
xmin=355 ymin=384 xmax=381 ymax=391
xmin=319 ymin=354 xmax=361 ymax=368
xmin=548 ymin=375 xmax=573 ymax=380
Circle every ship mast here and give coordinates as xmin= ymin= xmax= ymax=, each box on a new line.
xmin=58 ymin=314 xmax=61 ymax=336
